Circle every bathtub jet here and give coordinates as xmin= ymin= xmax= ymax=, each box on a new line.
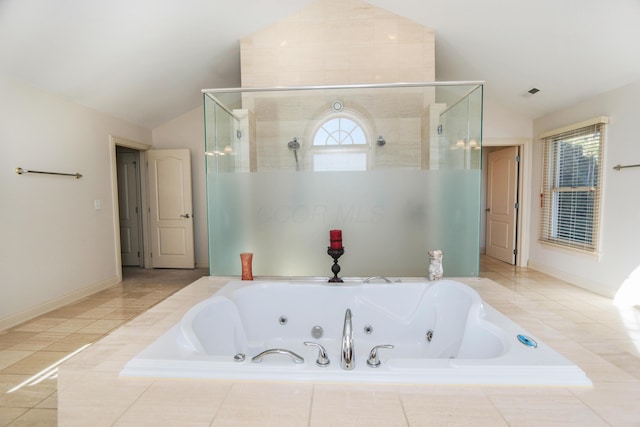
xmin=121 ymin=278 xmax=592 ymax=387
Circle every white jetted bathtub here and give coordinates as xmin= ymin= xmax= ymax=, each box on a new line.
xmin=121 ymin=278 xmax=591 ymax=386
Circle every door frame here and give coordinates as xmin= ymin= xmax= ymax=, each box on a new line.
xmin=109 ymin=135 xmax=152 ymax=281
xmin=482 ymin=137 xmax=532 ymax=267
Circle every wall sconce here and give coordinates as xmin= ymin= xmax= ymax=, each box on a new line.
xmin=205 ymin=144 xmax=234 ymax=156
xmin=377 ymin=135 xmax=386 ymax=146
xmin=451 ymin=139 xmax=480 ymax=150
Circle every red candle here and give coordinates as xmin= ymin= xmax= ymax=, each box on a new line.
xmin=330 ymin=229 xmax=343 ymax=249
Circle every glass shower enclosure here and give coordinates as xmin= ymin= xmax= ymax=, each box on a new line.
xmin=204 ymin=82 xmax=483 ymax=278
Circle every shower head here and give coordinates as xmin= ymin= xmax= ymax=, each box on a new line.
xmin=288 ymin=137 xmax=300 ymax=151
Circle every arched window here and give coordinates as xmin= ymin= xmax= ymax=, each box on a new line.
xmin=310 ymin=114 xmax=370 ymax=171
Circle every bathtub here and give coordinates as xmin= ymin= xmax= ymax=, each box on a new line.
xmin=121 ymin=278 xmax=591 ymax=386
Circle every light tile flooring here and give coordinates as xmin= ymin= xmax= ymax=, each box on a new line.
xmin=2 ymin=258 xmax=640 ymax=425
xmin=0 ymin=267 xmax=206 ymax=427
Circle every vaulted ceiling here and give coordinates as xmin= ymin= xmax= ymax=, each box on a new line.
xmin=1 ymin=0 xmax=639 ymax=129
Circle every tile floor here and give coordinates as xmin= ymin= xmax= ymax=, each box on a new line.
xmin=0 ymin=267 xmax=206 ymax=426
xmin=2 ymin=258 xmax=640 ymax=425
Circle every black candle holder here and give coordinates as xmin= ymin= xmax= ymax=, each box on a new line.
xmin=327 ymin=247 xmax=345 ymax=283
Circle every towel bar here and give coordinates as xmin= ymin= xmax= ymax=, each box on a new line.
xmin=16 ymin=167 xmax=82 ymax=179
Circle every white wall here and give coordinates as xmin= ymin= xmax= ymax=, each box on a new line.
xmin=0 ymin=74 xmax=151 ymax=329
xmin=151 ymin=106 xmax=208 ymax=268
xmin=528 ymin=80 xmax=640 ymax=297
xmin=483 ymin=99 xmax=534 ymax=140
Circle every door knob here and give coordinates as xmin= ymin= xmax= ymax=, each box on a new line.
xmin=485 ymin=208 xmax=490 ymax=212
xmin=180 ymin=213 xmax=191 ymax=218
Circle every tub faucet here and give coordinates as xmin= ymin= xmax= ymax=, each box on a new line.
xmin=341 ymin=308 xmax=354 ymax=370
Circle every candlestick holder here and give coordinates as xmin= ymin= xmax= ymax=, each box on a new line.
xmin=327 ymin=247 xmax=345 ymax=283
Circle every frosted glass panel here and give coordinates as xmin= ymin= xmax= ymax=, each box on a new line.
xmin=204 ymin=83 xmax=483 ymax=278
xmin=208 ymin=169 xmax=480 ymax=277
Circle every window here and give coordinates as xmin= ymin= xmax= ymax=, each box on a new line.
xmin=311 ymin=116 xmax=369 ymax=171
xmin=539 ymin=118 xmax=607 ymax=252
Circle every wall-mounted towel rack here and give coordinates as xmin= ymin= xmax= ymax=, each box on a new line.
xmin=16 ymin=167 xmax=83 ymax=179
xmin=613 ymin=163 xmax=640 ymax=171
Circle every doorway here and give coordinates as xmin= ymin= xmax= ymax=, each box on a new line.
xmin=110 ymin=136 xmax=152 ymax=280
xmin=480 ymin=139 xmax=530 ymax=267
xmin=110 ymin=137 xmax=196 ymax=277
xmin=485 ymin=146 xmax=519 ymax=264
xmin=116 ymin=146 xmax=144 ymax=267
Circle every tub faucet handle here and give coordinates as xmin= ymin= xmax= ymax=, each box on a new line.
xmin=304 ymin=341 xmax=330 ymax=367
xmin=366 ymin=344 xmax=394 ymax=368
xmin=363 ymin=276 xmax=392 ymax=284
xmin=251 ymin=348 xmax=304 ymax=364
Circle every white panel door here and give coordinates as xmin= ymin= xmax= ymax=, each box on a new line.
xmin=147 ymin=149 xmax=195 ymax=269
xmin=486 ymin=146 xmax=519 ymax=264
xmin=117 ymin=151 xmax=142 ymax=266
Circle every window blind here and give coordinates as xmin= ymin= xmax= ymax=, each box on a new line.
xmin=540 ymin=122 xmax=605 ymax=252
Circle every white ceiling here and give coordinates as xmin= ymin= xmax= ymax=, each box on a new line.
xmin=1 ymin=0 xmax=639 ymax=129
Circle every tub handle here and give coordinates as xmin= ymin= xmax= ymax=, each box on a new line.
xmin=304 ymin=341 xmax=330 ymax=367
xmin=251 ymin=348 xmax=304 ymax=364
xmin=366 ymin=344 xmax=394 ymax=368
xmin=363 ymin=276 xmax=392 ymax=284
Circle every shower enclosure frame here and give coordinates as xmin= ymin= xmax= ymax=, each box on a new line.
xmin=203 ymin=81 xmax=484 ymax=278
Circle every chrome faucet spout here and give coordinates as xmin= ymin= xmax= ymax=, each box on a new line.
xmin=341 ymin=308 xmax=354 ymax=370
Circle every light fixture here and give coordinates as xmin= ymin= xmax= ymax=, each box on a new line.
xmin=528 ymin=87 xmax=540 ymax=95
xmin=377 ymin=135 xmax=386 ymax=146
xmin=450 ymin=139 xmax=481 ymax=150
xmin=205 ymin=150 xmax=230 ymax=156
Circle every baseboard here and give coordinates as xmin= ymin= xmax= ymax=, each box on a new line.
xmin=0 ymin=276 xmax=121 ymax=331
xmin=527 ymin=260 xmax=615 ymax=299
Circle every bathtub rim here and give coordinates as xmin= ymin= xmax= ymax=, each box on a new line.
xmin=119 ymin=276 xmax=593 ymax=387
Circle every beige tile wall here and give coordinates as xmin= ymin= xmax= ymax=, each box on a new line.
xmin=238 ymin=0 xmax=437 ymax=171
xmin=241 ymin=0 xmax=435 ymax=87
